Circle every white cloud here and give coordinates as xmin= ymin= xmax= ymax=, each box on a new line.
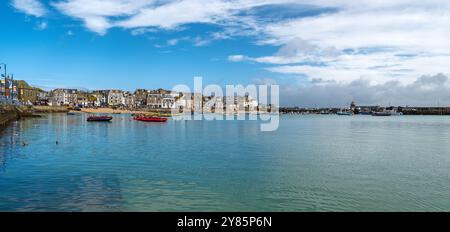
xmin=167 ymin=38 xmax=179 ymax=46
xmin=228 ymin=1 xmax=450 ymax=85
xmin=52 ymin=0 xmax=156 ymax=34
xmin=269 ymin=74 xmax=450 ymax=107
xmin=12 ymin=0 xmax=47 ymax=17
xmin=228 ymin=55 xmax=249 ymax=62
xmin=13 ymin=0 xmax=450 ymax=94
xmin=50 ymin=0 xmax=297 ymax=35
xmin=35 ymin=21 xmax=48 ymax=30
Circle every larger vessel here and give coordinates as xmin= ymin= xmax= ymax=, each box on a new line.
xmin=87 ymin=116 xmax=113 ymax=122
xmin=372 ymin=109 xmax=403 ymax=116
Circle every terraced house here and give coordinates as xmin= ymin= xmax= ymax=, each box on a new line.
xmin=147 ymin=89 xmax=178 ymax=109
xmin=107 ymin=90 xmax=125 ymax=107
xmin=16 ymin=80 xmax=43 ymax=105
xmin=50 ymin=89 xmax=77 ymax=106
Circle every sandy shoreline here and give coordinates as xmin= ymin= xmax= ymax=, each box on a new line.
xmin=80 ymin=108 xmax=149 ymax=114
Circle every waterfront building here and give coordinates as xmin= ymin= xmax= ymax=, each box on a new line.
xmin=36 ymin=91 xmax=50 ymax=105
xmin=75 ymin=92 xmax=91 ymax=107
xmin=357 ymin=105 xmax=382 ymax=114
xmin=203 ymin=96 xmax=224 ymax=113
xmin=91 ymin=90 xmax=108 ymax=107
xmin=107 ymin=90 xmax=125 ymax=107
xmin=183 ymin=93 xmax=203 ymax=112
xmin=147 ymin=89 xmax=177 ymax=109
xmin=244 ymin=96 xmax=258 ymax=111
xmin=50 ymin=89 xmax=77 ymax=106
xmin=124 ymin=91 xmax=136 ymax=108
xmin=16 ymin=80 xmax=43 ymax=105
xmin=173 ymin=92 xmax=187 ymax=110
xmin=134 ymin=89 xmax=149 ymax=107
xmin=223 ymin=96 xmax=238 ymax=112
xmin=177 ymin=92 xmax=194 ymax=111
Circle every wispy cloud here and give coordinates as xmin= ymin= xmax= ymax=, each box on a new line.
xmin=35 ymin=21 xmax=48 ymax=30
xmin=11 ymin=0 xmax=450 ymax=98
xmin=229 ymin=1 xmax=450 ymax=85
xmin=49 ymin=0 xmax=297 ymax=35
xmin=51 ymin=0 xmax=156 ymax=34
xmin=12 ymin=0 xmax=48 ymax=17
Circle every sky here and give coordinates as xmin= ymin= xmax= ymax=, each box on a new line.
xmin=2 ymin=0 xmax=450 ymax=107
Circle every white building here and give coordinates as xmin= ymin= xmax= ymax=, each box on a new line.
xmin=124 ymin=91 xmax=136 ymax=108
xmin=91 ymin=90 xmax=108 ymax=107
xmin=50 ymin=89 xmax=77 ymax=106
xmin=147 ymin=89 xmax=178 ymax=109
xmin=107 ymin=90 xmax=125 ymax=106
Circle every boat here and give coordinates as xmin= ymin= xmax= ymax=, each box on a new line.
xmin=67 ymin=112 xmax=77 ymax=115
xmin=337 ymin=111 xmax=352 ymax=116
xmin=134 ymin=116 xmax=168 ymax=122
xmin=372 ymin=109 xmax=403 ymax=116
xmin=87 ymin=116 xmax=113 ymax=122
xmin=372 ymin=111 xmax=391 ymax=116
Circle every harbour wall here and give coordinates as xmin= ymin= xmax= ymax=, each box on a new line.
xmin=0 ymin=105 xmax=68 ymax=128
xmin=0 ymin=105 xmax=19 ymax=127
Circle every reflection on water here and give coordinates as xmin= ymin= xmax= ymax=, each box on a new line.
xmin=1 ymin=114 xmax=450 ymax=211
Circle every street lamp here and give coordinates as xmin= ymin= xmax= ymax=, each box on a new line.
xmin=0 ymin=63 xmax=6 ymax=99
xmin=7 ymin=73 xmax=14 ymax=100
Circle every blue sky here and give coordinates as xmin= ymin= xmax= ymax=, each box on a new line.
xmin=2 ymin=0 xmax=450 ymax=106
xmin=1 ymin=1 xmax=281 ymax=90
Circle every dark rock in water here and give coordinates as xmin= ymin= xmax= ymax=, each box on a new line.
xmin=20 ymin=114 xmax=43 ymax=118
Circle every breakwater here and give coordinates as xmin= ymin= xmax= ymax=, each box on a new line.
xmin=0 ymin=105 xmax=68 ymax=128
xmin=0 ymin=105 xmax=19 ymax=127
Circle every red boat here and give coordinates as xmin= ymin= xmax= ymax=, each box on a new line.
xmin=87 ymin=116 xmax=113 ymax=122
xmin=134 ymin=116 xmax=168 ymax=122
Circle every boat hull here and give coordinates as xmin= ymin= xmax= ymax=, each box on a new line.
xmin=134 ymin=117 xmax=168 ymax=122
xmin=87 ymin=116 xmax=113 ymax=122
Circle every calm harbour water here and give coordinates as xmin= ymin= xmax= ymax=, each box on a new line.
xmin=1 ymin=113 xmax=450 ymax=211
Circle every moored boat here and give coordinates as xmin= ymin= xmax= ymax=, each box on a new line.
xmin=87 ymin=116 xmax=113 ymax=122
xmin=372 ymin=111 xmax=391 ymax=116
xmin=337 ymin=111 xmax=352 ymax=116
xmin=134 ymin=116 xmax=168 ymax=122
xmin=372 ymin=109 xmax=403 ymax=116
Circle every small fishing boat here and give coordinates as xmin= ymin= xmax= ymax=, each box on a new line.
xmin=337 ymin=111 xmax=352 ymax=116
xmin=134 ymin=116 xmax=168 ymax=122
xmin=87 ymin=116 xmax=113 ymax=122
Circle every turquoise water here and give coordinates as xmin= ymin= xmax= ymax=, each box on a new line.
xmin=1 ymin=113 xmax=450 ymax=211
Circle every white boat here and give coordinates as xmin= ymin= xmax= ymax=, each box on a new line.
xmin=337 ymin=111 xmax=352 ymax=116
xmin=372 ymin=109 xmax=403 ymax=116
